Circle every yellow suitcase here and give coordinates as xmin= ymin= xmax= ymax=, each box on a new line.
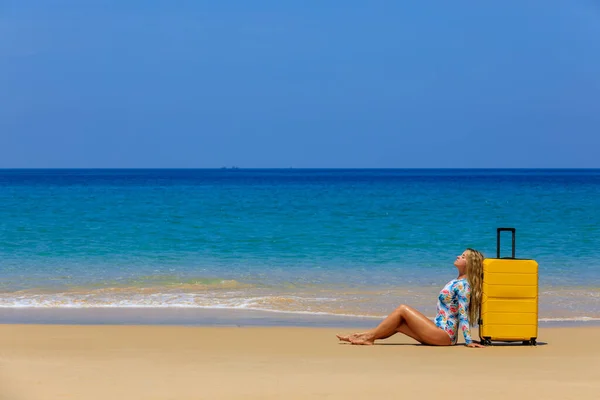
xmin=479 ymin=228 xmax=539 ymax=346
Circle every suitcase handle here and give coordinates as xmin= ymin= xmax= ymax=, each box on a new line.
xmin=497 ymin=227 xmax=515 ymax=258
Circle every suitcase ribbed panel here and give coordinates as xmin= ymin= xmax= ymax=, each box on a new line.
xmin=480 ymin=258 xmax=539 ymax=342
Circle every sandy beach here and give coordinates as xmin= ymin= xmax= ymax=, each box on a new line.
xmin=1 ymin=324 xmax=599 ymax=400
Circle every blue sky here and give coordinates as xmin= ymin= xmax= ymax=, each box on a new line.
xmin=2 ymin=0 xmax=600 ymax=168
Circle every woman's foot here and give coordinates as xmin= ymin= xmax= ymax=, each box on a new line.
xmin=336 ymin=332 xmax=367 ymax=342
xmin=349 ymin=333 xmax=375 ymax=345
xmin=336 ymin=334 xmax=351 ymax=342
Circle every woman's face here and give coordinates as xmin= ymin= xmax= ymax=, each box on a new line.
xmin=454 ymin=250 xmax=468 ymax=270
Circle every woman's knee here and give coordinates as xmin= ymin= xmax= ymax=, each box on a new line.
xmin=395 ymin=304 xmax=409 ymax=314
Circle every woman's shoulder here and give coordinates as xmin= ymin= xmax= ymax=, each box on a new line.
xmin=442 ymin=277 xmax=470 ymax=292
xmin=450 ymin=278 xmax=470 ymax=292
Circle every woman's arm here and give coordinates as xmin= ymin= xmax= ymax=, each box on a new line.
xmin=455 ymin=282 xmax=474 ymax=345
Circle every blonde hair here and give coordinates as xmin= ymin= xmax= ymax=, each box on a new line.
xmin=465 ymin=248 xmax=484 ymax=326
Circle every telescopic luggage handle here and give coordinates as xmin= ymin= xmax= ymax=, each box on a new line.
xmin=497 ymin=227 xmax=516 ymax=259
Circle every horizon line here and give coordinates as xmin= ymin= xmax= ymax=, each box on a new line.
xmin=1 ymin=167 xmax=600 ymax=170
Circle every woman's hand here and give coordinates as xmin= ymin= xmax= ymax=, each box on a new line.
xmin=466 ymin=342 xmax=486 ymax=348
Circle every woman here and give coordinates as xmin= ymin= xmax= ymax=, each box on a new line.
xmin=337 ymin=248 xmax=485 ymax=348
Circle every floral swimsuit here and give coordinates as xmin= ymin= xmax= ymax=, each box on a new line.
xmin=434 ymin=278 xmax=473 ymax=345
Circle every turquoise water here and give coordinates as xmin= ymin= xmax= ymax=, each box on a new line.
xmin=0 ymin=169 xmax=598 ymax=321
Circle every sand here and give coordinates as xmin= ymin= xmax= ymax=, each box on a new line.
xmin=1 ymin=324 xmax=599 ymax=400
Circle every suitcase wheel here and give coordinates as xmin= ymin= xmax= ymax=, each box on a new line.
xmin=522 ymin=339 xmax=537 ymax=346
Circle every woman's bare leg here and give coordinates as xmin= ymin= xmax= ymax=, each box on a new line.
xmin=337 ymin=304 xmax=451 ymax=346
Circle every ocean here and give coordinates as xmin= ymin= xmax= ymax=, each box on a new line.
xmin=1 ymin=169 xmax=598 ymax=324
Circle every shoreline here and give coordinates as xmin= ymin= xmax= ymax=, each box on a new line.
xmin=2 ymin=285 xmax=598 ymax=320
xmin=1 ymin=307 xmax=599 ymax=328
